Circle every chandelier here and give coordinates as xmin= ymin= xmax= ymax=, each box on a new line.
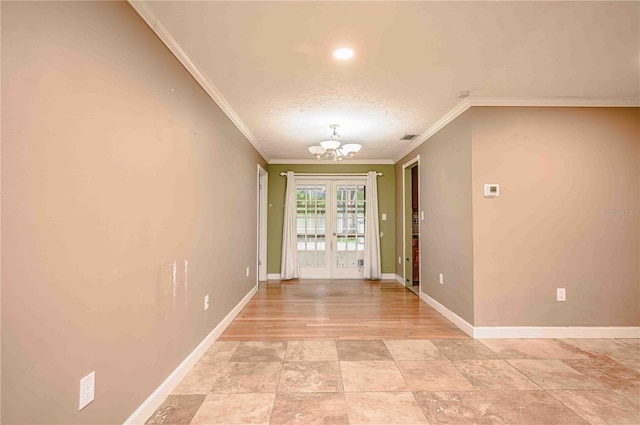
xmin=308 ymin=125 xmax=362 ymax=162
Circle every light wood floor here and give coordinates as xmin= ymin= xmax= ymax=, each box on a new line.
xmin=219 ymin=279 xmax=469 ymax=340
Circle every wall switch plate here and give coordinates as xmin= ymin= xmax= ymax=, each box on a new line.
xmin=246 ymin=267 xmax=250 ymax=277
xmin=421 ymin=211 xmax=425 ymax=220
xmin=204 ymin=294 xmax=210 ymax=311
xmin=398 ymin=256 xmax=401 ymax=264
xmin=557 ymin=288 xmax=566 ymax=302
xmin=382 ymin=213 xmax=387 ymax=221
xmin=439 ymin=273 xmax=444 ymax=284
xmin=79 ymin=371 xmax=95 ymax=410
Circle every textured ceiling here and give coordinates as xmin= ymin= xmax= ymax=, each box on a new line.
xmin=138 ymin=1 xmax=639 ymax=162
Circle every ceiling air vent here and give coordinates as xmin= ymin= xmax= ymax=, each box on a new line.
xmin=400 ymin=134 xmax=417 ymax=140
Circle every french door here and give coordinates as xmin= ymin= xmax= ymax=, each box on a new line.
xmin=296 ymin=178 xmax=366 ymax=279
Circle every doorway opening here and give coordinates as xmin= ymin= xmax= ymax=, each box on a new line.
xmin=403 ymin=157 xmax=420 ymax=295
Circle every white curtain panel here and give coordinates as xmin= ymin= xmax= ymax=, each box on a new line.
xmin=281 ymin=171 xmax=300 ymax=279
xmin=363 ymin=171 xmax=381 ymax=279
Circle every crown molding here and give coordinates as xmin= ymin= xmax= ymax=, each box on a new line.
xmin=393 ymin=99 xmax=471 ymax=163
xmin=127 ymin=1 xmax=269 ymax=162
xmin=393 ymin=96 xmax=639 ymax=163
xmin=470 ymin=96 xmax=640 ymax=107
xmin=269 ymin=158 xmax=395 ymax=165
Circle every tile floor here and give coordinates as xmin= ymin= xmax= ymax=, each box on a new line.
xmin=146 ymin=338 xmax=640 ymax=425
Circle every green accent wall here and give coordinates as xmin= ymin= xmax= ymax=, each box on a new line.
xmin=267 ymin=163 xmax=396 ymax=275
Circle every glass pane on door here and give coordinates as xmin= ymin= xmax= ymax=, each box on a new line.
xmin=335 ymin=183 xmax=365 ymax=271
xmin=296 ymin=184 xmax=326 ymax=269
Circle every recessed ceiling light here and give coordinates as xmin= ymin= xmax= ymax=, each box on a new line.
xmin=332 ymin=48 xmax=354 ymax=60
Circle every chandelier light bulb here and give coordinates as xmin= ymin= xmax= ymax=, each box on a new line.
xmin=342 ymin=143 xmax=362 ymax=153
xmin=308 ymin=146 xmax=326 ymax=155
xmin=320 ymin=140 xmax=341 ymax=151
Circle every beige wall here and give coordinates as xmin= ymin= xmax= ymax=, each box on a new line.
xmin=395 ymin=107 xmax=639 ymax=328
xmin=395 ymin=112 xmax=475 ymax=324
xmin=267 ymin=164 xmax=396 ymax=275
xmin=472 ymin=107 xmax=640 ymax=326
xmin=2 ymin=2 xmax=266 ymax=424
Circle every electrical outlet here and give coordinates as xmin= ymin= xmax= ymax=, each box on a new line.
xmin=557 ymin=288 xmax=566 ymax=302
xmin=246 ymin=266 xmax=250 ymax=277
xmin=204 ymin=294 xmax=210 ymax=311
xmin=439 ymin=273 xmax=444 ymax=284
xmin=79 ymin=371 xmax=95 ymax=410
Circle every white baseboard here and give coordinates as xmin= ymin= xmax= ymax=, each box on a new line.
xmin=474 ymin=326 xmax=640 ymax=339
xmin=266 ymin=273 xmax=282 ymax=280
xmin=123 ymin=284 xmax=258 ymax=425
xmin=381 ymin=273 xmax=396 ymax=280
xmin=418 ymin=291 xmax=640 ymax=339
xmin=419 ymin=292 xmax=475 ymax=337
xmin=395 ymin=274 xmax=404 ymax=285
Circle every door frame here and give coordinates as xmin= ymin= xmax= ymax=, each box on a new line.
xmin=402 ymin=156 xmax=420 ymax=294
xmin=257 ymin=165 xmax=268 ymax=283
xmin=296 ymin=176 xmax=366 ymax=279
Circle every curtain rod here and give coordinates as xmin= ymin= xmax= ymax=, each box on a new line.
xmin=280 ymin=172 xmax=383 ymax=177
